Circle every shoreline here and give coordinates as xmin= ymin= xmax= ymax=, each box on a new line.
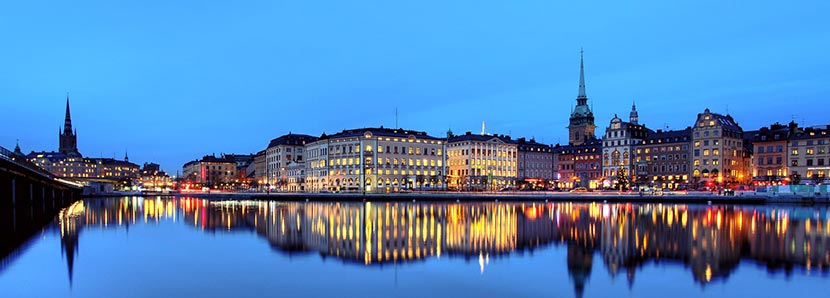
xmin=82 ymin=191 xmax=830 ymax=205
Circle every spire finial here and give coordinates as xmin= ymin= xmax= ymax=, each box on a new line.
xmin=578 ymin=48 xmax=587 ymax=99
xmin=481 ymin=120 xmax=486 ymax=135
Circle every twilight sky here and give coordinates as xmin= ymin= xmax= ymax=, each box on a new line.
xmin=1 ymin=0 xmax=828 ymax=173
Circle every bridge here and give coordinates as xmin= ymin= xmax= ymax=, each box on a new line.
xmin=0 ymin=145 xmax=82 ymax=264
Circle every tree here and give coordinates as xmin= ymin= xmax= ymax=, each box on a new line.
xmin=812 ymin=174 xmax=824 ymax=185
xmin=615 ymin=165 xmax=629 ymax=191
xmin=791 ymin=173 xmax=802 ymax=185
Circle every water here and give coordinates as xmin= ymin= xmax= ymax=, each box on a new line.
xmin=1 ymin=197 xmax=829 ymax=298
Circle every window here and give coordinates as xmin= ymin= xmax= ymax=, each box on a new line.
xmin=792 ymin=149 xmax=799 ymax=156
xmin=758 ymin=146 xmax=765 ymax=153
xmin=694 ymin=149 xmax=700 ymax=157
xmin=792 ymin=160 xmax=798 ymax=166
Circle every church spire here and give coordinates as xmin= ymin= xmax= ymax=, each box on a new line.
xmin=577 ymin=48 xmax=587 ymax=100
xmin=64 ymin=93 xmax=73 ymax=136
xmin=630 ymin=100 xmax=639 ymax=124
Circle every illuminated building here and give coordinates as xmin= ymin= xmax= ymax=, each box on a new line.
xmin=633 ymin=128 xmax=692 ymax=189
xmin=568 ymin=50 xmax=597 ymax=146
xmin=305 ymin=127 xmax=446 ymax=193
xmin=516 ymin=137 xmax=554 ymax=190
xmin=601 ymin=105 xmax=651 ymax=189
xmin=139 ymin=162 xmax=173 ymax=190
xmin=253 ymin=150 xmax=266 ymax=189
xmin=447 ymin=131 xmax=517 ymax=191
xmin=750 ymin=122 xmax=799 ymax=185
xmin=266 ymin=133 xmax=318 ymax=191
xmin=788 ymin=125 xmax=830 ymax=184
xmin=554 ymin=139 xmax=602 ymax=189
xmin=26 ymin=96 xmax=140 ymax=184
xmin=690 ymin=108 xmax=749 ymax=188
xmin=182 ymin=154 xmax=237 ymax=189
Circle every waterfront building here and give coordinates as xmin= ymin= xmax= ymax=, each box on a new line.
xmin=788 ymin=125 xmax=830 ymax=184
xmin=253 ymin=149 xmax=266 ymax=188
xmin=553 ymin=145 xmax=575 ymax=189
xmin=182 ymin=154 xmax=237 ymax=189
xmin=600 ymin=104 xmax=651 ymax=189
xmin=305 ymin=127 xmax=446 ymax=193
xmin=265 ymin=133 xmax=318 ymax=191
xmin=568 ymin=50 xmax=597 ymax=146
xmin=285 ymin=161 xmax=306 ymax=192
xmin=447 ymin=131 xmax=517 ymax=191
xmin=27 ymin=96 xmax=140 ymax=184
xmin=223 ymin=153 xmax=256 ymax=188
xmin=633 ymin=128 xmax=692 ymax=189
xmin=554 ymin=139 xmax=602 ymax=189
xmin=139 ymin=162 xmax=173 ymax=190
xmin=690 ymin=108 xmax=749 ymax=189
xmin=516 ymin=137 xmax=553 ymax=190
xmin=750 ymin=122 xmax=799 ymax=186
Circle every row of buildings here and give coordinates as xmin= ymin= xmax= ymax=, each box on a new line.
xmin=16 ymin=97 xmax=173 ymax=192
xmin=182 ymin=52 xmax=829 ymax=192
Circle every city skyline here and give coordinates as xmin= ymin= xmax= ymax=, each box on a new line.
xmin=2 ymin=1 xmax=829 ymax=172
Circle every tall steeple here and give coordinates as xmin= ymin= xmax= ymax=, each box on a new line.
xmin=577 ymin=48 xmax=587 ymax=102
xmin=567 ymin=49 xmax=596 ymax=146
xmin=64 ymin=94 xmax=73 ymax=135
xmin=629 ymin=100 xmax=639 ymax=124
xmin=59 ymin=94 xmax=79 ymax=154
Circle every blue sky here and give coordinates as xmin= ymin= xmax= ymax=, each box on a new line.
xmin=1 ymin=0 xmax=828 ymax=173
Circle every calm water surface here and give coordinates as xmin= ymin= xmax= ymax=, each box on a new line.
xmin=1 ymin=197 xmax=829 ymax=297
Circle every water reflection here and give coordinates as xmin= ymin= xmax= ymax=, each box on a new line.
xmin=49 ymin=197 xmax=830 ymax=296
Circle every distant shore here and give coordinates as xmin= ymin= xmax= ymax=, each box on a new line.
xmin=83 ymin=191 xmax=830 ymax=205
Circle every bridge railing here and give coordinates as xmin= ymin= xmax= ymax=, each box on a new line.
xmin=0 ymin=145 xmax=56 ymax=179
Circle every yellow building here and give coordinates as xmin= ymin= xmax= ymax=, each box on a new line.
xmin=447 ymin=132 xmax=518 ymax=191
xmin=305 ymin=127 xmax=446 ymax=193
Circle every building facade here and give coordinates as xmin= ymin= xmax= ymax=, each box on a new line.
xmin=751 ymin=122 xmax=798 ymax=186
xmin=447 ymin=132 xmax=518 ymax=191
xmin=554 ymin=139 xmax=602 ymax=189
xmin=690 ymin=109 xmax=749 ymax=189
xmin=305 ymin=127 xmax=447 ymax=193
xmin=253 ymin=150 xmax=266 ymax=189
xmin=182 ymin=155 xmax=238 ymax=189
xmin=601 ymin=105 xmax=650 ymax=189
xmin=788 ymin=125 xmax=830 ymax=184
xmin=266 ymin=133 xmax=318 ymax=190
xmin=516 ymin=137 xmax=553 ymax=190
xmin=633 ymin=128 xmax=692 ymax=190
xmin=139 ymin=162 xmax=173 ymax=190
